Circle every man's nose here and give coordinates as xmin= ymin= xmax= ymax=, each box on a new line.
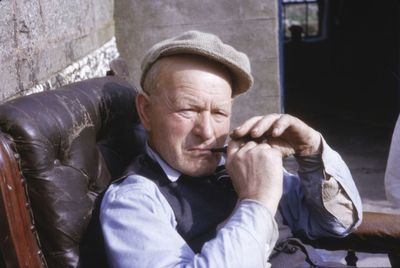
xmin=194 ymin=112 xmax=214 ymax=140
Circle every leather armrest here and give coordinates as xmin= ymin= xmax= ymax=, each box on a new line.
xmin=308 ymin=211 xmax=400 ymax=254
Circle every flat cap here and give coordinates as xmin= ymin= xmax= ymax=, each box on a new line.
xmin=140 ymin=30 xmax=253 ymax=96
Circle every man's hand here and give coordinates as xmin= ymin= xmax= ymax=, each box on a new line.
xmin=226 ymin=140 xmax=283 ymax=214
xmin=230 ymin=114 xmax=321 ymax=157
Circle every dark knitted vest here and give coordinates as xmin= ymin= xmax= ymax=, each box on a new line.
xmin=123 ymin=154 xmax=238 ymax=252
xmin=79 ymin=154 xmax=352 ymax=268
xmin=124 ymin=154 xmax=353 ymax=268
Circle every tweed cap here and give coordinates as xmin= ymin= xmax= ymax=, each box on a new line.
xmin=140 ymin=30 xmax=253 ymax=96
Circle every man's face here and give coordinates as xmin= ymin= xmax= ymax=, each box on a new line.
xmin=140 ymin=57 xmax=232 ymax=177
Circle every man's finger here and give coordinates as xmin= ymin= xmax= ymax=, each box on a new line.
xmin=230 ymin=116 xmax=263 ymax=139
xmin=236 ymin=141 xmax=258 ymax=155
xmin=270 ymin=114 xmax=293 ymax=137
xmin=227 ymin=139 xmax=242 ymax=158
xmin=248 ymin=113 xmax=282 ymax=138
xmin=266 ymin=137 xmax=296 ymax=157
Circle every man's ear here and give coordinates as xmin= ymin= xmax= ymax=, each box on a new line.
xmin=136 ymin=92 xmax=152 ymax=131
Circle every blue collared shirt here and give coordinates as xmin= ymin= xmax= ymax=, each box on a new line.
xmin=100 ymin=139 xmax=362 ymax=267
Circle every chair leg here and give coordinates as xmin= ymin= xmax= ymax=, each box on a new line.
xmin=0 ymin=252 xmax=5 ymax=267
xmin=389 ymin=253 xmax=400 ymax=267
xmin=345 ymin=250 xmax=358 ymax=267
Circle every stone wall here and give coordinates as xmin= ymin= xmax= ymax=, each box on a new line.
xmin=115 ymin=0 xmax=281 ymax=127
xmin=0 ymin=0 xmax=115 ymax=102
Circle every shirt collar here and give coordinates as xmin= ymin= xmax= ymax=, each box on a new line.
xmin=146 ymin=144 xmax=181 ymax=182
xmin=146 ymin=143 xmax=226 ymax=183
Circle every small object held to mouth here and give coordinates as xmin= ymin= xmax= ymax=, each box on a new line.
xmin=209 ymin=135 xmax=269 ymax=154
xmin=209 ymin=146 xmax=227 ymax=153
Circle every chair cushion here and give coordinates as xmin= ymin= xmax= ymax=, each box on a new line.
xmin=0 ymin=77 xmax=146 ymax=267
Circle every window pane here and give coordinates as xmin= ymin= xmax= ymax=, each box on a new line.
xmin=283 ymin=2 xmax=320 ymax=39
xmin=284 ymin=4 xmax=306 ymax=38
xmin=307 ymin=3 xmax=319 ymax=36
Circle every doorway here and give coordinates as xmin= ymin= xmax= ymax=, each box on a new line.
xmin=282 ymin=0 xmax=400 ymax=204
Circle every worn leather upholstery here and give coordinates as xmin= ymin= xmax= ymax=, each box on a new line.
xmin=0 ymin=77 xmax=146 ymax=267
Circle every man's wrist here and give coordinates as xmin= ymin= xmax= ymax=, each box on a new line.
xmin=295 ymin=132 xmax=322 ymax=157
xmin=240 ymin=194 xmax=280 ymax=215
xmin=240 ymin=198 xmax=279 ymax=216
xmin=295 ymin=133 xmax=324 ymax=174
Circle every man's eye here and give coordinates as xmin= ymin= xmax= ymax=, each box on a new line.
xmin=213 ymin=111 xmax=229 ymax=120
xmin=213 ymin=110 xmax=228 ymax=117
xmin=179 ymin=109 xmax=197 ymax=117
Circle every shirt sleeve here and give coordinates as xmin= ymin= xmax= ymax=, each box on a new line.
xmin=279 ymin=137 xmax=363 ymax=240
xmin=100 ymin=175 xmax=278 ymax=268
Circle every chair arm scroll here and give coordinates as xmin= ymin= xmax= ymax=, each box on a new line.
xmin=0 ymin=133 xmax=45 ymax=268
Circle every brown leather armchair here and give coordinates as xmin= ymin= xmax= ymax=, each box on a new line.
xmin=0 ymin=75 xmax=146 ymax=267
xmin=0 ymin=75 xmax=399 ymax=267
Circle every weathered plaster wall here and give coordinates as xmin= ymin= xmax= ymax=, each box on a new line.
xmin=0 ymin=0 xmax=115 ymax=101
xmin=115 ymin=0 xmax=281 ymax=127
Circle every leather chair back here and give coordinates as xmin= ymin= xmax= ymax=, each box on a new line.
xmin=0 ymin=76 xmax=146 ymax=267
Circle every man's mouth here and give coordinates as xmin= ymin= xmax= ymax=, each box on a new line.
xmin=190 ymin=148 xmax=212 ymax=153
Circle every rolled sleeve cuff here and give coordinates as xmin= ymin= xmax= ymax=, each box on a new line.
xmin=295 ymin=137 xmax=363 ymax=232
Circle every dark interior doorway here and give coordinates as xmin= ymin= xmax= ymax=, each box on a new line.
xmin=282 ymin=0 xmax=400 ymax=202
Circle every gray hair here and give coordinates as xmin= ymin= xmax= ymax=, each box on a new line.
xmin=142 ymin=58 xmax=163 ymax=96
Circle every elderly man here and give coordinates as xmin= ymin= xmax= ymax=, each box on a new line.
xmin=100 ymin=31 xmax=362 ymax=267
